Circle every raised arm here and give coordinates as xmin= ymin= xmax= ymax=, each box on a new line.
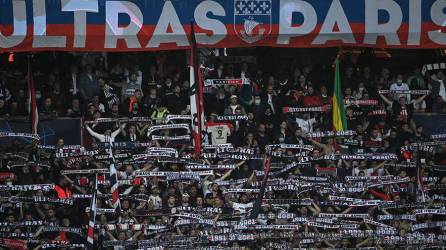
xmin=111 ymin=123 xmax=127 ymax=139
xmin=356 ymin=238 xmax=372 ymax=248
xmin=86 ymin=124 xmax=105 ymax=141
xmin=137 ymin=123 xmax=150 ymax=137
xmin=218 ymin=168 xmax=235 ymax=181
xmin=309 ymin=138 xmax=325 ymax=149
xmin=373 ymin=161 xmax=387 ymax=172
xmin=413 ymin=94 xmax=428 ymax=105
xmin=106 ymin=231 xmax=117 ymax=240
xmin=379 ymin=93 xmax=393 ymax=106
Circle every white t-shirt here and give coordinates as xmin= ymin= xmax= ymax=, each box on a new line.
xmin=295 ymin=117 xmax=316 ymax=134
xmin=390 ymin=82 xmax=411 ymax=102
xmin=353 ymin=167 xmax=384 ymax=176
xmin=207 ymin=124 xmax=231 ymax=145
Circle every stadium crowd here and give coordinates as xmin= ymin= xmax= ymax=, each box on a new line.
xmin=0 ymin=52 xmax=445 ymax=249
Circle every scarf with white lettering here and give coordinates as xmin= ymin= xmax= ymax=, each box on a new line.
xmin=151 ymin=135 xmax=191 ymax=141
xmin=0 ymin=132 xmax=40 ymax=140
xmin=204 ymin=78 xmax=249 ymax=87
xmin=216 ymin=115 xmax=249 ymax=121
xmin=345 ymin=99 xmax=378 ymax=106
xmin=305 ymin=130 xmax=356 ymax=138
xmin=146 ymin=124 xmax=190 ymax=137
xmin=379 ymin=90 xmax=431 ymax=95
xmin=43 ymin=226 xmax=83 ymax=235
xmin=186 ymin=164 xmax=236 ymax=170
xmin=0 ymin=184 xmax=54 ymax=191
xmin=282 ymin=105 xmax=330 ymax=113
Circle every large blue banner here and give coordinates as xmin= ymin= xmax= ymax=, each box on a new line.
xmin=413 ymin=114 xmax=446 ymax=138
xmin=0 ymin=118 xmax=82 ymax=145
xmin=0 ymin=0 xmax=445 ymax=51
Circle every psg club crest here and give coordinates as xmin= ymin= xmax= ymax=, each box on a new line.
xmin=234 ymin=0 xmax=272 ymax=44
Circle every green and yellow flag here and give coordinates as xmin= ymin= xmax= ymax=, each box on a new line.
xmin=332 ymin=58 xmax=347 ymax=131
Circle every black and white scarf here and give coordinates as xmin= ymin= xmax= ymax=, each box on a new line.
xmin=0 ymin=184 xmax=54 ymax=191
xmin=216 ymin=115 xmax=249 ymax=121
xmin=379 ymin=90 xmax=431 ymax=95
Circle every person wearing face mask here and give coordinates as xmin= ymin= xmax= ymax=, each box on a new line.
xmin=251 ymin=96 xmax=264 ymax=121
xmin=390 ymin=74 xmax=411 ymax=102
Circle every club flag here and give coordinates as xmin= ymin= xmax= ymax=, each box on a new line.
xmin=189 ymin=22 xmax=203 ymax=155
xmin=332 ymin=58 xmax=347 ymax=132
xmin=86 ymin=174 xmax=98 ymax=249
xmin=250 ymin=155 xmax=271 ymax=219
xmin=108 ymin=146 xmax=121 ymax=212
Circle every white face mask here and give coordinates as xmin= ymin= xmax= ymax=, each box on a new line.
xmin=254 ymin=99 xmax=261 ymax=105
xmin=397 ymin=79 xmax=403 ymax=84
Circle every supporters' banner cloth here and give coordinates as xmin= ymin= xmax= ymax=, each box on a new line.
xmin=1 ymin=0 xmax=446 ymax=51
xmin=422 ymin=63 xmax=446 ymax=75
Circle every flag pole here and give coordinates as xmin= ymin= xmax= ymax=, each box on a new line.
xmin=27 ymin=55 xmax=39 ymax=135
xmin=331 ymin=47 xmax=344 ymax=68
